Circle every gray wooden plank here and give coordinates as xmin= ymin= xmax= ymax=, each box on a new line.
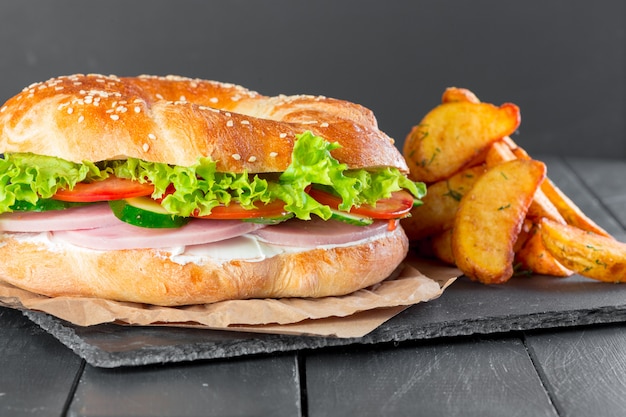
xmin=525 ymin=324 xmax=626 ymax=417
xmin=305 ymin=338 xmax=557 ymax=417
xmin=68 ymin=354 xmax=301 ymax=417
xmin=0 ymin=307 xmax=83 ymax=417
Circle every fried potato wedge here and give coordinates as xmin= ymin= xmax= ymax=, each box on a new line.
xmin=504 ymin=140 xmax=612 ymax=238
xmin=515 ymin=222 xmax=573 ymax=277
xmin=431 ymin=229 xmax=455 ymax=265
xmin=401 ymin=165 xmax=487 ymax=240
xmin=540 ymin=218 xmax=626 ymax=281
xmin=441 ymin=87 xmax=480 ymax=104
xmin=485 ymin=140 xmax=565 ymax=224
xmin=452 ymin=159 xmax=546 ymax=283
xmin=539 ymin=178 xmax=612 ymax=238
xmin=403 ymin=101 xmax=521 ymax=183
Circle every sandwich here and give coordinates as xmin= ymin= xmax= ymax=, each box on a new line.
xmin=0 ymin=74 xmax=425 ymax=306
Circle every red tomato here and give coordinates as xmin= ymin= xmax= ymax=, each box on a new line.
xmin=307 ymin=188 xmax=415 ymax=219
xmin=193 ymin=200 xmax=289 ymax=220
xmin=52 ymin=177 xmax=155 ymax=202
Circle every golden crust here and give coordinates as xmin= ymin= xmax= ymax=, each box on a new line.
xmin=0 ymin=227 xmax=408 ymax=306
xmin=0 ymin=74 xmax=407 ymax=172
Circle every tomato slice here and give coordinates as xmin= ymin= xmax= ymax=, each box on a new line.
xmin=52 ymin=177 xmax=155 ymax=202
xmin=193 ymin=199 xmax=289 ymax=220
xmin=308 ymin=188 xmax=415 ymax=219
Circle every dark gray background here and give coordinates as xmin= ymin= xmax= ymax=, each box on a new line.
xmin=0 ymin=0 xmax=623 ymax=158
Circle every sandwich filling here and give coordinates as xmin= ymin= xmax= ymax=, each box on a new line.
xmin=0 ymin=132 xmax=425 ymax=249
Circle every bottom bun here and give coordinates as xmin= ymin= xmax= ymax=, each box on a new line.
xmin=0 ymin=227 xmax=408 ymax=306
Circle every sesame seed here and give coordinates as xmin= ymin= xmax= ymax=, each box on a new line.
xmin=67 ymin=107 xmax=74 ymax=115
xmin=209 ymin=97 xmax=218 ymax=103
xmin=320 ymin=122 xmax=329 ymax=128
xmin=148 ymin=133 xmax=156 ymax=140
xmin=54 ymin=86 xmax=64 ymax=91
xmin=78 ymin=115 xmax=85 ymax=123
xmin=241 ymin=120 xmax=250 ymax=125
xmin=110 ymin=114 xmax=119 ymax=121
xmin=231 ymin=153 xmax=241 ymax=160
xmin=248 ymin=156 xmax=257 ymax=162
xmin=269 ymin=152 xmax=278 ymax=157
xmin=116 ymin=105 xmax=128 ymax=113
xmin=0 ymin=106 xmax=6 ymax=113
xmin=142 ymin=143 xmax=150 ymax=152
xmin=179 ymin=95 xmax=186 ymax=101
xmin=134 ymin=106 xmax=141 ymax=113
xmin=156 ymin=94 xmax=164 ymax=100
xmin=279 ymin=133 xmax=287 ymax=138
xmin=226 ymin=120 xmax=234 ymax=127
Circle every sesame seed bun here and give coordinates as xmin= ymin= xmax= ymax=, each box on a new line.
xmin=0 ymin=74 xmax=407 ymax=172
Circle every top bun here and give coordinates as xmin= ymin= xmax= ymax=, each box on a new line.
xmin=0 ymin=74 xmax=407 ymax=172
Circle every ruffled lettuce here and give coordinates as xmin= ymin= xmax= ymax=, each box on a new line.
xmin=0 ymin=131 xmax=426 ymax=219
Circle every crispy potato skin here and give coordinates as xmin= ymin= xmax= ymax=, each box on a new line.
xmin=404 ymin=86 xmax=622 ymax=284
xmin=541 ymin=219 xmax=626 ymax=282
xmin=452 ymin=159 xmax=546 ymax=284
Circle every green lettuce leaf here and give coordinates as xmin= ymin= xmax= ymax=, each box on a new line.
xmin=0 ymin=131 xmax=426 ymax=219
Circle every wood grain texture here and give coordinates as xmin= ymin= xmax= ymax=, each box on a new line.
xmin=0 ymin=307 xmax=83 ymax=417
xmin=525 ymin=325 xmax=626 ymax=417
xmin=305 ymin=338 xmax=557 ymax=417
xmin=67 ymin=354 xmax=301 ymax=417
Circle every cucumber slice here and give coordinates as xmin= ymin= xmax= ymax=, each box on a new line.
xmin=11 ymin=199 xmax=90 ymax=212
xmin=329 ymin=209 xmax=374 ymax=226
xmin=109 ymin=197 xmax=189 ymax=228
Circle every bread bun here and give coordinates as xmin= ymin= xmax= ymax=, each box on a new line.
xmin=0 ymin=74 xmax=407 ymax=172
xmin=0 ymin=227 xmax=408 ymax=306
xmin=0 ymin=74 xmax=412 ymax=306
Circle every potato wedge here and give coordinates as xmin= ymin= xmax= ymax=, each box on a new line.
xmin=441 ymin=87 xmax=480 ymax=104
xmin=540 ymin=218 xmax=626 ymax=281
xmin=401 ymin=165 xmax=487 ymax=240
xmin=431 ymin=229 xmax=455 ymax=265
xmin=515 ymin=223 xmax=573 ymax=277
xmin=485 ymin=140 xmax=565 ymax=224
xmin=452 ymin=159 xmax=546 ymax=284
xmin=403 ymin=101 xmax=521 ymax=183
xmin=539 ymin=178 xmax=612 ymax=238
xmin=504 ymin=140 xmax=611 ymax=237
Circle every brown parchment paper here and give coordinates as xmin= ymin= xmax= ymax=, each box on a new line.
xmin=0 ymin=257 xmax=460 ymax=338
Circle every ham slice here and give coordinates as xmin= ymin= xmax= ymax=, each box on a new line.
xmin=52 ymin=219 xmax=266 ymax=250
xmin=0 ymin=203 xmax=121 ymax=232
xmin=251 ymin=217 xmax=392 ymax=247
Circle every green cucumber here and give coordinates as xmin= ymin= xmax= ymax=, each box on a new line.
xmin=11 ymin=199 xmax=90 ymax=212
xmin=329 ymin=209 xmax=373 ymax=226
xmin=109 ymin=197 xmax=189 ymax=228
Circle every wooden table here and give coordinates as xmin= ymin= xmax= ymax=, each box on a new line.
xmin=1 ymin=156 xmax=626 ymax=417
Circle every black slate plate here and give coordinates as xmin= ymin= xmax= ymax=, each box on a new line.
xmin=23 ymin=271 xmax=626 ymax=368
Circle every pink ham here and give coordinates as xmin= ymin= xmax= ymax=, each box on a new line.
xmin=251 ymin=217 xmax=393 ymax=247
xmin=0 ymin=203 xmax=121 ymax=232
xmin=52 ymin=219 xmax=266 ymax=250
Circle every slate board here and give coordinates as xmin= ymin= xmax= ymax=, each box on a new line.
xmin=18 ymin=156 xmax=626 ymax=367
xmin=22 ymin=270 xmax=626 ymax=367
